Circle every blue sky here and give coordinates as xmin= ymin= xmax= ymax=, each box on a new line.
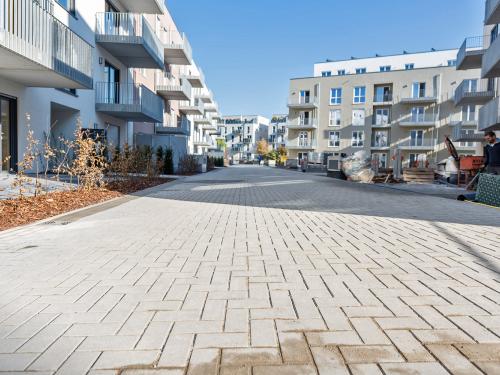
xmin=167 ymin=0 xmax=484 ymax=118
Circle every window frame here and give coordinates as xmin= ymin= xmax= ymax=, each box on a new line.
xmin=355 ymin=68 xmax=367 ymax=74
xmin=56 ymin=0 xmax=76 ymax=15
xmin=337 ymin=69 xmax=346 ymax=76
xmin=353 ymin=86 xmax=366 ymax=104
xmin=330 ymin=88 xmax=342 ymax=105
xmin=351 ymin=131 xmax=364 ymax=147
xmin=328 ymin=131 xmax=341 ymax=148
xmin=329 ymin=109 xmax=341 ymax=127
xmin=405 ymin=63 xmax=415 ymax=70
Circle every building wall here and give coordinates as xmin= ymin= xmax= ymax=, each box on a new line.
xmin=288 ymin=64 xmax=482 ymax=167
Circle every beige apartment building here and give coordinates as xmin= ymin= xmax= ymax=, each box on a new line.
xmin=287 ymin=50 xmax=483 ymax=169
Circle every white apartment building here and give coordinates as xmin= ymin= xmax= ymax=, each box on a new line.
xmin=457 ymin=0 xmax=500 ymax=134
xmin=269 ymin=114 xmax=288 ymax=151
xmin=0 ymin=0 xmax=220 ymax=173
xmin=287 ymin=49 xmax=483 ymax=169
xmin=218 ymin=115 xmax=269 ymax=162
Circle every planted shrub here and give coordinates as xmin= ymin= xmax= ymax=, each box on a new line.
xmin=164 ymin=148 xmax=174 ymax=175
xmin=178 ymin=155 xmax=198 ymax=175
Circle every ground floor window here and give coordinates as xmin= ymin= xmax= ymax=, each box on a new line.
xmin=351 ymin=131 xmax=364 ymax=147
xmin=328 ymin=131 xmax=340 ymax=147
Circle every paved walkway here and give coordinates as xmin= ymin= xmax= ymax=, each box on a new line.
xmin=0 ymin=166 xmax=500 ymax=375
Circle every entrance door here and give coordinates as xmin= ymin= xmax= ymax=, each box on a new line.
xmin=0 ymin=96 xmax=17 ymax=172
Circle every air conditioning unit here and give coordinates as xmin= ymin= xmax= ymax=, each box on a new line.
xmin=327 ymin=156 xmax=341 ymax=172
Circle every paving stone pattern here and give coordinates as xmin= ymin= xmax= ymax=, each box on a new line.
xmin=0 ymin=166 xmax=499 ymax=374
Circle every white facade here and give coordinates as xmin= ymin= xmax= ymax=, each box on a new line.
xmin=218 ymin=115 xmax=269 ymax=161
xmin=0 ymin=0 xmax=220 ymax=173
xmin=314 ymin=50 xmax=459 ymax=77
xmin=268 ymin=115 xmax=288 ymax=150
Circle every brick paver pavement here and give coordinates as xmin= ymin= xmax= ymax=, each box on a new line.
xmin=0 ymin=165 xmax=500 ymax=374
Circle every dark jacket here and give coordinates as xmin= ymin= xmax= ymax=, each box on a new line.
xmin=485 ymin=142 xmax=500 ymax=167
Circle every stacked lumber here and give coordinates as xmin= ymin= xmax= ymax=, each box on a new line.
xmin=403 ymin=168 xmax=435 ymax=184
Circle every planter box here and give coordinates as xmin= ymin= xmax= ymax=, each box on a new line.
xmin=267 ymin=160 xmax=276 ymax=167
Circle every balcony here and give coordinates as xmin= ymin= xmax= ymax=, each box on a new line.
xmin=481 ymin=33 xmax=500 ymax=78
xmin=181 ymin=68 xmax=205 ymax=88
xmin=400 ymin=95 xmax=438 ymax=105
xmin=277 ymin=128 xmax=287 ymax=135
xmin=179 ymin=100 xmax=204 ymax=116
xmin=479 ymin=96 xmax=500 ymax=131
xmin=457 ymin=36 xmax=486 ymax=70
xmin=371 ymin=139 xmax=391 ymax=150
xmin=155 ymin=123 xmax=190 ymax=136
xmin=452 ymin=124 xmax=484 ymax=143
xmin=204 ymin=102 xmax=219 ymax=113
xmin=287 ymin=96 xmax=319 ymax=109
xmin=161 ymin=30 xmax=192 ymax=66
xmin=286 ymin=140 xmax=317 ymax=150
xmin=373 ymin=93 xmax=393 ymax=104
xmin=286 ymin=118 xmax=318 ymax=130
xmin=194 ymin=136 xmax=213 ymax=147
xmin=485 ymin=0 xmax=500 ymax=25
xmin=95 ymin=82 xmax=164 ymax=123
xmin=193 ymin=115 xmax=212 ymax=125
xmin=95 ymin=12 xmax=164 ymax=69
xmin=0 ymin=0 xmax=93 ymax=89
xmin=399 ymin=113 xmax=438 ymax=127
xmin=155 ymin=73 xmax=191 ymax=101
xmin=195 ymin=90 xmax=214 ymax=104
xmin=204 ymin=124 xmax=218 ymax=132
xmin=454 ymin=79 xmax=495 ymax=106
xmin=242 ymin=137 xmax=252 ymax=144
xmin=397 ymin=140 xmax=436 ymax=151
xmin=118 ymin=0 xmax=165 ymax=14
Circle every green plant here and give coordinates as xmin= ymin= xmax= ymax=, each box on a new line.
xmin=164 ymin=148 xmax=174 ymax=175
xmin=178 ymin=154 xmax=198 ymax=175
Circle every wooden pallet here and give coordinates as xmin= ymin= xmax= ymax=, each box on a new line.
xmin=403 ymin=168 xmax=435 ymax=184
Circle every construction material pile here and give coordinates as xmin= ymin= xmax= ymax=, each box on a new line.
xmin=342 ymin=151 xmax=375 ymax=183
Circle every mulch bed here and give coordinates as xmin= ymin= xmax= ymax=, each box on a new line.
xmin=0 ymin=177 xmax=172 ymax=232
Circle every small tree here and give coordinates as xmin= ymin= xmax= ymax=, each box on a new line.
xmin=164 ymin=148 xmax=174 ymax=175
xmin=256 ymin=140 xmax=269 ymax=159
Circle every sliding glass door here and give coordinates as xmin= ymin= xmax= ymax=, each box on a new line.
xmin=0 ymin=95 xmax=17 ymax=172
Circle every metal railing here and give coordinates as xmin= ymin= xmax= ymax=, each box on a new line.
xmin=457 ymin=36 xmax=485 ymax=65
xmin=286 ymin=140 xmax=317 ymax=149
xmin=181 ymin=66 xmax=205 ymax=84
xmin=373 ymin=93 xmax=393 ymax=103
xmin=0 ymin=0 xmax=93 ymax=88
xmin=155 ymin=72 xmax=192 ymax=97
xmin=454 ymin=78 xmax=494 ymax=104
xmin=95 ymin=12 xmax=163 ymax=65
xmin=287 ymin=96 xmax=319 ymax=107
xmin=179 ymin=100 xmax=204 ymax=112
xmin=398 ymin=139 xmax=436 ymax=148
xmin=371 ymin=137 xmax=390 ymax=148
xmin=287 ymin=118 xmax=318 ymax=128
xmin=160 ymin=29 xmax=192 ymax=61
xmin=400 ymin=113 xmax=439 ymax=124
xmin=95 ymin=82 xmax=163 ymax=118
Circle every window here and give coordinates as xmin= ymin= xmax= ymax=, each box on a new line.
xmin=355 ymin=68 xmax=367 ymax=74
xmin=299 ymin=111 xmax=311 ymax=125
xmin=447 ymin=59 xmax=457 ymax=67
xmin=374 ymin=85 xmax=392 ymax=102
xmin=352 ymin=131 xmax=364 ymax=147
xmin=328 ymin=131 xmax=340 ymax=147
xmin=491 ymin=25 xmax=498 ymax=44
xmin=405 ymin=63 xmax=415 ymax=70
xmin=299 ymin=90 xmax=311 ymax=104
xmin=338 ymin=69 xmax=346 ymax=76
xmin=410 ymin=130 xmax=424 ymax=146
xmin=329 ymin=109 xmax=341 ymax=126
xmin=372 ymin=131 xmax=389 ymax=147
xmin=330 ymin=88 xmax=342 ymax=105
xmin=409 ymin=153 xmax=427 ymax=168
xmin=321 ymin=71 xmax=332 ymax=77
xmin=353 ymin=86 xmax=366 ymax=103
xmin=56 ymin=0 xmax=75 ymax=14
xmin=411 ymin=107 xmax=425 ymax=122
xmin=462 ymin=105 xmax=476 ymax=122
xmin=374 ymin=108 xmax=390 ymax=126
xmin=459 ymin=130 xmax=477 ymax=147
xmin=298 ymin=131 xmax=309 ymax=147
xmin=352 ymin=109 xmax=365 ymax=126
xmin=380 ymin=66 xmax=391 ymax=72
xmin=412 ymin=82 xmax=426 ymax=98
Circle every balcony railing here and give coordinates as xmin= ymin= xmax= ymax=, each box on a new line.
xmin=155 ymin=72 xmax=192 ymax=100
xmin=287 ymin=118 xmax=318 ymax=129
xmin=95 ymin=12 xmax=164 ymax=69
xmin=482 ymin=29 xmax=500 ymax=78
xmin=194 ymin=136 xmax=213 ymax=147
xmin=287 ymin=96 xmax=319 ymax=108
xmin=486 ymin=0 xmax=500 ymax=25
xmin=160 ymin=29 xmax=192 ymax=65
xmin=397 ymin=139 xmax=436 ymax=149
xmin=454 ymin=79 xmax=495 ymax=106
xmin=95 ymin=82 xmax=164 ymax=123
xmin=286 ymin=140 xmax=317 ymax=149
xmin=180 ymin=67 xmax=205 ymax=88
xmin=373 ymin=93 xmax=393 ymax=103
xmin=179 ymin=100 xmax=204 ymax=115
xmin=0 ymin=0 xmax=93 ymax=88
xmin=371 ymin=139 xmax=390 ymax=148
xmin=399 ymin=113 xmax=439 ymax=126
xmin=452 ymin=123 xmax=484 ymax=143
xmin=479 ymin=96 xmax=500 ymax=131
xmin=457 ymin=36 xmax=485 ymax=70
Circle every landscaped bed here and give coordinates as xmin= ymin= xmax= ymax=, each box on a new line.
xmin=0 ymin=177 xmax=171 ymax=232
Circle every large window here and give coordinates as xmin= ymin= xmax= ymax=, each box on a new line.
xmin=352 ymin=109 xmax=365 ymax=126
xmin=410 ymin=130 xmax=424 ymax=146
xmin=411 ymin=107 xmax=425 ymax=122
xmin=352 ymin=131 xmax=364 ymax=147
xmin=374 ymin=108 xmax=390 ymax=126
xmin=353 ymin=86 xmax=366 ymax=103
xmin=462 ymin=105 xmax=476 ymax=122
xmin=412 ymin=82 xmax=426 ymax=98
xmin=329 ymin=109 xmax=341 ymax=126
xmin=372 ymin=131 xmax=389 ymax=147
xmin=299 ymin=90 xmax=311 ymax=104
xmin=328 ymin=131 xmax=340 ymax=147
xmin=330 ymin=88 xmax=342 ymax=105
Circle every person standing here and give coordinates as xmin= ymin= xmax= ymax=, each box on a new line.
xmin=484 ymin=131 xmax=500 ymax=174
